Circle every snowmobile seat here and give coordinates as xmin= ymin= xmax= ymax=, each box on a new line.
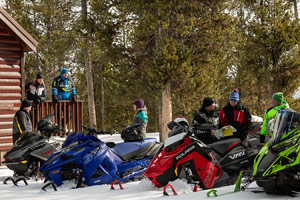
xmin=111 ymin=138 xmax=158 ymax=161
xmin=209 ymin=138 xmax=241 ymax=156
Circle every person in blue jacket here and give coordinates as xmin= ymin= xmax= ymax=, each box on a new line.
xmin=51 ymin=68 xmax=76 ymax=103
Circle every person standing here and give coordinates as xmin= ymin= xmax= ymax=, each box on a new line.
xmin=51 ymin=68 xmax=76 ymax=103
xmin=25 ymin=72 xmax=46 ymax=105
xmin=12 ymin=99 xmax=32 ymax=144
xmin=192 ymin=97 xmax=219 ymax=144
xmin=219 ymin=90 xmax=252 ymax=141
xmin=260 ymin=92 xmax=289 ymax=144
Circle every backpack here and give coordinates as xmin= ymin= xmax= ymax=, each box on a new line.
xmin=121 ymin=124 xmax=143 ymax=142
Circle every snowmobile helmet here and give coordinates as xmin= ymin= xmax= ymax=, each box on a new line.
xmin=173 ymin=116 xmax=189 ymax=126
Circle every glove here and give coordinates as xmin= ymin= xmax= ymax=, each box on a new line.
xmin=33 ymin=96 xmax=41 ymax=104
xmin=34 ymin=97 xmax=41 ymax=105
xmin=52 ymin=95 xmax=58 ymax=104
xmin=71 ymin=95 xmax=77 ymax=103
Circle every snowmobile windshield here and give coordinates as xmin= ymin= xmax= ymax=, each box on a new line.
xmin=164 ymin=125 xmax=189 ymax=147
xmin=272 ymin=108 xmax=300 ymax=145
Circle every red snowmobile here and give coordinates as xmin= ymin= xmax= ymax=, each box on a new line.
xmin=144 ymin=120 xmax=258 ymax=189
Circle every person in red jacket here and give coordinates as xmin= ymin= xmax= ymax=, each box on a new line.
xmin=219 ymin=90 xmax=252 ymax=141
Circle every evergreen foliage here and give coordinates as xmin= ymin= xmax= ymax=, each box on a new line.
xmin=3 ymin=0 xmax=300 ymax=133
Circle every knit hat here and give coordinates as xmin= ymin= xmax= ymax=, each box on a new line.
xmin=202 ymin=97 xmax=215 ymax=108
xmin=61 ymin=68 xmax=69 ymax=75
xmin=133 ymin=99 xmax=144 ymax=109
xmin=272 ymin=92 xmax=283 ymax=104
xmin=229 ymin=91 xmax=239 ymax=102
xmin=36 ymin=72 xmax=43 ymax=79
xmin=21 ymin=99 xmax=32 ymax=108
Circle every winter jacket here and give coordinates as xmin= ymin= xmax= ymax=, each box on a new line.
xmin=192 ymin=108 xmax=219 ymax=144
xmin=13 ymin=109 xmax=32 ymax=144
xmin=261 ymin=103 xmax=289 ymax=137
xmin=25 ymin=81 xmax=47 ymax=102
xmin=51 ymin=75 xmax=76 ymax=100
xmin=219 ymin=102 xmax=252 ymax=141
xmin=132 ymin=108 xmax=148 ymax=139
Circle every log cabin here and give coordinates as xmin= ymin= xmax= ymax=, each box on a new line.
xmin=0 ymin=7 xmax=37 ymax=158
xmin=0 ymin=7 xmax=84 ymax=165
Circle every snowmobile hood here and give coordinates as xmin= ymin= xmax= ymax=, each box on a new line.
xmin=40 ymin=139 xmax=102 ymax=172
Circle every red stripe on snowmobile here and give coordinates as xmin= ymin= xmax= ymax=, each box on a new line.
xmin=226 ymin=141 xmax=241 ymax=151
xmin=250 ymin=127 xmax=261 ymax=134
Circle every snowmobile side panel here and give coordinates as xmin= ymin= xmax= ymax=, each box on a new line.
xmin=29 ymin=143 xmax=56 ymax=161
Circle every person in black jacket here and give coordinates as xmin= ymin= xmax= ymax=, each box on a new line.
xmin=192 ymin=97 xmax=219 ymax=144
xmin=12 ymin=99 xmax=32 ymax=144
xmin=25 ymin=72 xmax=46 ymax=105
xmin=219 ymin=91 xmax=252 ymax=141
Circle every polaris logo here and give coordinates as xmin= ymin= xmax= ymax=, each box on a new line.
xmin=229 ymin=150 xmax=245 ymax=160
xmin=175 ymin=145 xmax=196 ymax=161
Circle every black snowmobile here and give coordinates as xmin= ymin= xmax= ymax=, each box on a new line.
xmin=253 ymin=108 xmax=300 ymax=195
xmin=3 ymin=113 xmax=61 ymax=186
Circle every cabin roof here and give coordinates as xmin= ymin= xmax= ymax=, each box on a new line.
xmin=0 ymin=7 xmax=38 ymax=52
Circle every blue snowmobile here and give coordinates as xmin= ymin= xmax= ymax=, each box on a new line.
xmin=40 ymin=125 xmax=162 ymax=191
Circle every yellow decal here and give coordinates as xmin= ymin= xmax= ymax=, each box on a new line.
xmin=20 ymin=160 xmax=27 ymax=164
xmin=175 ymin=167 xmax=178 ymax=176
xmin=62 ymin=88 xmax=71 ymax=92
xmin=53 ymin=81 xmax=56 ymax=87
xmin=16 ymin=117 xmax=23 ymax=134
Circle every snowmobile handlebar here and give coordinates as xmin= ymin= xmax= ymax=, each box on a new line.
xmin=80 ymin=125 xmax=111 ymax=135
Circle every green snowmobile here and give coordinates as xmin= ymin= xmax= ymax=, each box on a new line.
xmin=253 ymin=108 xmax=300 ymax=194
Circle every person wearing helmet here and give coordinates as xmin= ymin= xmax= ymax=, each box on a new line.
xmin=219 ymin=90 xmax=252 ymax=141
xmin=12 ymin=99 xmax=33 ymax=144
xmin=192 ymin=97 xmax=218 ymax=144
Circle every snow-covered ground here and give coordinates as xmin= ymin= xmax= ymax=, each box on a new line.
xmin=0 ymin=133 xmax=298 ymax=199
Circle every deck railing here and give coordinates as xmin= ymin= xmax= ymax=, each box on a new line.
xmin=31 ymin=100 xmax=84 ymax=136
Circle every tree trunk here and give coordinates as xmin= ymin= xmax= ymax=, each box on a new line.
xmin=81 ymin=0 xmax=97 ymax=128
xmin=85 ymin=53 xmax=97 ymax=128
xmin=100 ymin=74 xmax=105 ymax=130
xmin=159 ymin=82 xmax=172 ymax=143
xmin=293 ymin=0 xmax=298 ymax=20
